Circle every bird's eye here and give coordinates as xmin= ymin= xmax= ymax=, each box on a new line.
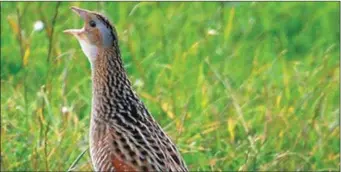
xmin=89 ymin=20 xmax=96 ymax=27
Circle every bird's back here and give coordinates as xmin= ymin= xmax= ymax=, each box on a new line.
xmin=89 ymin=49 xmax=188 ymax=172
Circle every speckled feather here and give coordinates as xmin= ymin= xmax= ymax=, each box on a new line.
xmin=85 ymin=13 xmax=188 ymax=172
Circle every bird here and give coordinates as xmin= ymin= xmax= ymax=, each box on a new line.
xmin=63 ymin=6 xmax=188 ymax=172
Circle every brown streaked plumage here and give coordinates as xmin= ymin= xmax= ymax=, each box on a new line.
xmin=64 ymin=6 xmax=188 ymax=172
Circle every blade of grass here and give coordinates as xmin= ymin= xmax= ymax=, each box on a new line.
xmin=67 ymin=148 xmax=88 ymax=172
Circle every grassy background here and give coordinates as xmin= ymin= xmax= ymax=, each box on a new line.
xmin=1 ymin=2 xmax=340 ymax=171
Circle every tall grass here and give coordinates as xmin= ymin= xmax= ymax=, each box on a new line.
xmin=1 ymin=2 xmax=340 ymax=171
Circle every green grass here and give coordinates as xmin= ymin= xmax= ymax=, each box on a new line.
xmin=1 ymin=2 xmax=340 ymax=171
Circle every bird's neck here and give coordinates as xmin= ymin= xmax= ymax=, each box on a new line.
xmin=91 ymin=47 xmax=132 ymax=104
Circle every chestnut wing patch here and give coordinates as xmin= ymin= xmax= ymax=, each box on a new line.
xmin=111 ymin=154 xmax=137 ymax=172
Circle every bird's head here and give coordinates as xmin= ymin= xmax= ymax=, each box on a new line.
xmin=64 ymin=6 xmax=118 ymax=61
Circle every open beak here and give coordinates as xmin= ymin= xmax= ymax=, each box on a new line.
xmin=63 ymin=6 xmax=90 ymax=36
xmin=63 ymin=28 xmax=84 ymax=36
xmin=70 ymin=6 xmax=89 ymax=20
